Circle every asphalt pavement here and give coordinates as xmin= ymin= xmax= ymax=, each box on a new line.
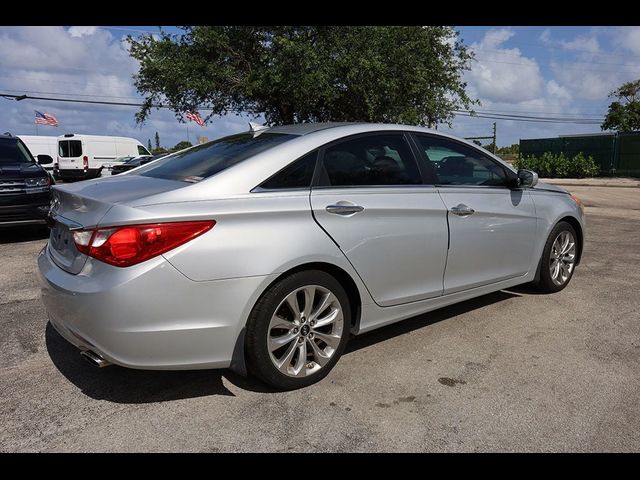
xmin=1 ymin=185 xmax=639 ymax=452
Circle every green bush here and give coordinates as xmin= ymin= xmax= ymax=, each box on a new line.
xmin=513 ymin=152 xmax=600 ymax=178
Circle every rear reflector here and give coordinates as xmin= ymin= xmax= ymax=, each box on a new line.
xmin=83 ymin=156 xmax=89 ymax=169
xmin=72 ymin=220 xmax=215 ymax=267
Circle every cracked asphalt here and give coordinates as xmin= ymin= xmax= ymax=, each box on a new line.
xmin=1 ymin=185 xmax=639 ymax=452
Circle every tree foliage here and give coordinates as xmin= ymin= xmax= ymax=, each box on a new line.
xmin=154 ymin=131 xmax=160 ymax=149
xmin=173 ymin=140 xmax=193 ymax=151
xmin=602 ymin=79 xmax=640 ymax=132
xmin=128 ymin=26 xmax=477 ymax=127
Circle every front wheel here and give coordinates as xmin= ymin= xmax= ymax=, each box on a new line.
xmin=533 ymin=221 xmax=578 ymax=293
xmin=245 ymin=270 xmax=351 ymax=390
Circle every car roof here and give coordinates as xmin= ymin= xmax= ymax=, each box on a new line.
xmin=266 ymin=122 xmax=366 ymax=135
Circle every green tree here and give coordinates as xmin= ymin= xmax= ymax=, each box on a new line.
xmin=172 ymin=140 xmax=193 ymax=151
xmin=497 ymin=143 xmax=519 ymax=155
xmin=147 ymin=139 xmax=152 ymax=151
xmin=154 ymin=131 xmax=160 ymax=149
xmin=128 ymin=26 xmax=477 ymax=126
xmin=602 ymin=79 xmax=640 ymax=132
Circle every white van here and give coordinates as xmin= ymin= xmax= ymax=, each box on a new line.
xmin=17 ymin=135 xmax=58 ymax=173
xmin=56 ymin=134 xmax=151 ymax=181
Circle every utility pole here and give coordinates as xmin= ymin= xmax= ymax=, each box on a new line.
xmin=492 ymin=122 xmax=497 ymax=154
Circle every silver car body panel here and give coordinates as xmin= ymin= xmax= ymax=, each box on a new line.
xmin=38 ymin=123 xmax=585 ymax=369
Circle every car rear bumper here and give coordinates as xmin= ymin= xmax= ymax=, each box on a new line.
xmin=57 ymin=168 xmax=102 ymax=180
xmin=37 ymin=244 xmax=276 ymax=370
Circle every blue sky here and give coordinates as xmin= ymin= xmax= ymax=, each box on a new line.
xmin=1 ymin=26 xmax=639 ymax=148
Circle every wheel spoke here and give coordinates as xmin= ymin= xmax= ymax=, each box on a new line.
xmin=314 ymin=308 xmax=340 ymax=329
xmin=284 ymin=292 xmax=302 ymax=322
xmin=292 ymin=341 xmax=307 ymax=377
xmin=302 ymin=286 xmax=315 ymax=320
xmin=311 ymin=292 xmax=333 ymax=321
xmin=561 ymin=241 xmax=575 ymax=255
xmin=270 ymin=315 xmax=295 ymax=330
xmin=313 ymin=331 xmax=341 ymax=349
xmin=269 ymin=331 xmax=297 ymax=352
xmin=276 ymin=339 xmax=299 ymax=373
xmin=307 ymin=338 xmax=331 ymax=366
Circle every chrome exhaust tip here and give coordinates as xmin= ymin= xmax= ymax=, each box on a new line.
xmin=80 ymin=349 xmax=111 ymax=368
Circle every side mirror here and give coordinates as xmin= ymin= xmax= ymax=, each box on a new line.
xmin=37 ymin=154 xmax=54 ymax=165
xmin=517 ymin=169 xmax=538 ymax=188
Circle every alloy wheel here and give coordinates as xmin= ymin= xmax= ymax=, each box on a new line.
xmin=267 ymin=285 xmax=344 ymax=377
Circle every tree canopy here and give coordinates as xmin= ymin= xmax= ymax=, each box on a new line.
xmin=601 ymin=79 xmax=640 ymax=133
xmin=128 ymin=26 xmax=477 ymax=127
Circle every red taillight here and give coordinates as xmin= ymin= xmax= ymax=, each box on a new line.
xmin=72 ymin=220 xmax=215 ymax=267
xmin=83 ymin=156 xmax=89 ymax=169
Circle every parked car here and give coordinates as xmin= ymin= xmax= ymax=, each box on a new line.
xmin=110 ymin=153 xmax=166 ymax=175
xmin=55 ymin=134 xmax=151 ymax=181
xmin=38 ymin=123 xmax=585 ymax=389
xmin=0 ymin=133 xmax=54 ymax=228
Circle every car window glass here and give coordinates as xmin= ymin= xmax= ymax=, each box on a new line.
xmin=415 ymin=135 xmax=507 ymax=186
xmin=137 ymin=145 xmax=150 ymax=155
xmin=320 ymin=134 xmax=422 ymax=187
xmin=58 ymin=140 xmax=82 ymax=157
xmin=260 ymin=152 xmax=317 ymax=190
xmin=0 ymin=138 xmax=33 ymax=164
xmin=135 ymin=132 xmax=295 ymax=182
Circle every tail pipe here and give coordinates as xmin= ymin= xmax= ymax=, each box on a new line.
xmin=80 ymin=349 xmax=111 ymax=368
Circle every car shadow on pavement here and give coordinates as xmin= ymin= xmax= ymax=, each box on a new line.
xmin=45 ymin=290 xmax=520 ymax=402
xmin=0 ymin=225 xmax=49 ymax=244
xmin=344 ymin=290 xmax=519 ymax=354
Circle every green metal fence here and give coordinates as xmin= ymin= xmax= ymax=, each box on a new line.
xmin=519 ymin=132 xmax=640 ymax=177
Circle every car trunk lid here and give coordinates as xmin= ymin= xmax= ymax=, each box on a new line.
xmin=47 ymin=175 xmax=188 ymax=274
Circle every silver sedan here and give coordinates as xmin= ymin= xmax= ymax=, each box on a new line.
xmin=38 ymin=123 xmax=585 ymax=389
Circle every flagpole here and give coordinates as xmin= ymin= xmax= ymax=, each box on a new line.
xmin=186 ymin=122 xmax=190 ymax=144
xmin=35 ymin=122 xmax=38 ymax=135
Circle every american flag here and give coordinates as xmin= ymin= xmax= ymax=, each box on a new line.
xmin=186 ymin=111 xmax=205 ymax=127
xmin=34 ymin=110 xmax=59 ymax=127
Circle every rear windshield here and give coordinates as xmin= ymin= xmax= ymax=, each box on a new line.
xmin=59 ymin=140 xmax=82 ymax=157
xmin=134 ymin=132 xmax=295 ymax=182
xmin=0 ymin=138 xmax=34 ymax=164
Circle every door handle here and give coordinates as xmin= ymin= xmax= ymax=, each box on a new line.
xmin=326 ymin=204 xmax=365 ymax=216
xmin=450 ymin=204 xmax=475 ymax=217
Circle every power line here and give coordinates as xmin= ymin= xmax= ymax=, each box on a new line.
xmin=1 ymin=92 xmax=606 ymax=125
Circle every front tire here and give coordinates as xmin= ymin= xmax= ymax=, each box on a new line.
xmin=245 ymin=270 xmax=351 ymax=390
xmin=533 ymin=221 xmax=578 ymax=293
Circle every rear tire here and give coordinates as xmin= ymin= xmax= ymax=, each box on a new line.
xmin=245 ymin=270 xmax=351 ymax=390
xmin=533 ymin=221 xmax=578 ymax=293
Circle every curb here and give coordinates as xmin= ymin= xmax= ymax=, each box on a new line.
xmin=541 ymin=180 xmax=640 ymax=189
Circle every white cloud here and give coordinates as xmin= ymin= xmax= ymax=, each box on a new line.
xmin=540 ymin=29 xmax=600 ymax=53
xmin=466 ymin=28 xmax=543 ymax=103
xmin=68 ymin=26 xmax=98 ymax=38
xmin=612 ymin=27 xmax=640 ymax=56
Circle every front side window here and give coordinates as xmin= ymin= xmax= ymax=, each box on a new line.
xmin=259 ymin=152 xmax=317 ymax=190
xmin=318 ymin=133 xmax=422 ymax=187
xmin=415 ymin=135 xmax=509 ymax=186
xmin=137 ymin=145 xmax=151 ymax=156
xmin=58 ymin=140 xmax=82 ymax=158
xmin=0 ymin=138 xmax=34 ymax=164
xmin=134 ymin=132 xmax=295 ymax=182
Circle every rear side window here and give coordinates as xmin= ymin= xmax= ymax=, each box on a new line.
xmin=135 ymin=132 xmax=295 ymax=182
xmin=259 ymin=152 xmax=317 ymax=190
xmin=318 ymin=133 xmax=422 ymax=187
xmin=58 ymin=140 xmax=82 ymax=157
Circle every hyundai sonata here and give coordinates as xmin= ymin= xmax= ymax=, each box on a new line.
xmin=38 ymin=123 xmax=585 ymax=389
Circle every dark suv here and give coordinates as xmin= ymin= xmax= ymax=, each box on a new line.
xmin=0 ymin=133 xmax=54 ymax=228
